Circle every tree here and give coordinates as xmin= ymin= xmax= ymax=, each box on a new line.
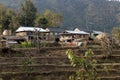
xmin=34 ymin=15 xmax=48 ymax=28
xmin=112 ymin=27 xmax=120 ymax=43
xmin=18 ymin=0 xmax=37 ymax=26
xmin=0 ymin=5 xmax=8 ymax=31
xmin=9 ymin=16 xmax=20 ymax=33
xmin=43 ymin=9 xmax=63 ymax=27
xmin=66 ymin=49 xmax=98 ymax=80
xmin=35 ymin=9 xmax=63 ymax=28
xmin=0 ymin=5 xmax=16 ymax=32
xmin=6 ymin=8 xmax=20 ymax=33
xmin=51 ymin=13 xmax=63 ymax=27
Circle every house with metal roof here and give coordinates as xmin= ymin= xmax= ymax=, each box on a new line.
xmin=1 ymin=35 xmax=25 ymax=47
xmin=60 ymin=30 xmax=89 ymax=42
xmin=16 ymin=26 xmax=49 ymax=41
xmin=16 ymin=26 xmax=48 ymax=33
xmin=46 ymin=27 xmax=66 ymax=41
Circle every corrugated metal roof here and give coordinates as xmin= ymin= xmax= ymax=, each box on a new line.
xmin=46 ymin=27 xmax=66 ymax=33
xmin=66 ymin=30 xmax=89 ymax=34
xmin=16 ymin=26 xmax=49 ymax=32
xmin=93 ymin=31 xmax=103 ymax=34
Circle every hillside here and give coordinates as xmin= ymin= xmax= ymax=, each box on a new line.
xmin=0 ymin=0 xmax=120 ymax=32
xmin=0 ymin=46 xmax=120 ymax=80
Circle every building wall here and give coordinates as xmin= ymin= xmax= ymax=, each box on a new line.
xmin=16 ymin=31 xmax=49 ymax=41
xmin=16 ymin=32 xmax=27 ymax=37
xmin=60 ymin=34 xmax=89 ymax=42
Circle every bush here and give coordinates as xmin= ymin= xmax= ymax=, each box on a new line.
xmin=14 ymin=41 xmax=35 ymax=48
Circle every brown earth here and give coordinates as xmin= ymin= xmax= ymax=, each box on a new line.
xmin=0 ymin=46 xmax=120 ymax=80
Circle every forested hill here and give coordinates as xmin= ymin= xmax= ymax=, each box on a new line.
xmin=0 ymin=0 xmax=120 ymax=32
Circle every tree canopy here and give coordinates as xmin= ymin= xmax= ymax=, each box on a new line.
xmin=0 ymin=5 xmax=16 ymax=31
xmin=1 ymin=0 xmax=120 ymax=32
xmin=35 ymin=10 xmax=63 ymax=28
xmin=0 ymin=0 xmax=63 ymax=33
xmin=17 ymin=0 xmax=37 ymax=26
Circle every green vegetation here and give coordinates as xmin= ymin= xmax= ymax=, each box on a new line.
xmin=0 ymin=0 xmax=63 ymax=33
xmin=17 ymin=0 xmax=37 ymax=27
xmin=1 ymin=0 xmax=120 ymax=32
xmin=13 ymin=41 xmax=61 ymax=48
xmin=112 ymin=27 xmax=120 ymax=43
xmin=22 ymin=55 xmax=33 ymax=73
xmin=35 ymin=16 xmax=49 ymax=28
xmin=14 ymin=41 xmax=35 ymax=48
xmin=35 ymin=10 xmax=63 ymax=28
xmin=0 ymin=4 xmax=18 ymax=32
xmin=66 ymin=49 xmax=98 ymax=80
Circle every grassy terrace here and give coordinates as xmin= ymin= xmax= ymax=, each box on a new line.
xmin=0 ymin=46 xmax=120 ymax=80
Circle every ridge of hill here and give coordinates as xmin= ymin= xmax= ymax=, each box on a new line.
xmin=0 ymin=0 xmax=120 ymax=32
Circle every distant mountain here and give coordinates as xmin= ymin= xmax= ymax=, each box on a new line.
xmin=0 ymin=0 xmax=120 ymax=32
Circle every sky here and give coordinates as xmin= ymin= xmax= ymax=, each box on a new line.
xmin=108 ymin=0 xmax=120 ymax=1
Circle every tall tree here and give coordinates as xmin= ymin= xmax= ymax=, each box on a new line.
xmin=35 ymin=9 xmax=63 ymax=28
xmin=43 ymin=9 xmax=63 ymax=27
xmin=18 ymin=0 xmax=37 ymax=26
xmin=35 ymin=15 xmax=48 ymax=28
xmin=0 ymin=5 xmax=16 ymax=32
xmin=0 ymin=5 xmax=8 ymax=31
xmin=6 ymin=8 xmax=19 ymax=32
xmin=9 ymin=16 xmax=20 ymax=33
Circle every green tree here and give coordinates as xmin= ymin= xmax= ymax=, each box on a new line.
xmin=66 ymin=49 xmax=98 ymax=80
xmin=35 ymin=15 xmax=48 ymax=28
xmin=0 ymin=5 xmax=8 ymax=31
xmin=18 ymin=0 xmax=37 ymax=26
xmin=9 ymin=16 xmax=20 ymax=33
xmin=0 ymin=5 xmax=16 ymax=32
xmin=43 ymin=9 xmax=63 ymax=27
xmin=6 ymin=8 xmax=19 ymax=33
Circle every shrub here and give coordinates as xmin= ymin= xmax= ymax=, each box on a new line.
xmin=14 ymin=41 xmax=35 ymax=48
xmin=66 ymin=49 xmax=98 ymax=80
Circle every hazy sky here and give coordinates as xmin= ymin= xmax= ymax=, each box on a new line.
xmin=108 ymin=0 xmax=120 ymax=1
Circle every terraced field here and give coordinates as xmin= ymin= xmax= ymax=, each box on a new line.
xmin=0 ymin=46 xmax=120 ymax=80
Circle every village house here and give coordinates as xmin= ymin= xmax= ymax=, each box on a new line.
xmin=16 ymin=26 xmax=49 ymax=42
xmin=0 ymin=35 xmax=25 ymax=47
xmin=85 ymin=30 xmax=104 ymax=40
xmin=60 ymin=28 xmax=89 ymax=46
xmin=0 ymin=29 xmax=25 ymax=47
xmin=60 ymin=28 xmax=89 ymax=42
xmin=92 ymin=31 xmax=104 ymax=37
xmin=46 ymin=27 xmax=66 ymax=41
